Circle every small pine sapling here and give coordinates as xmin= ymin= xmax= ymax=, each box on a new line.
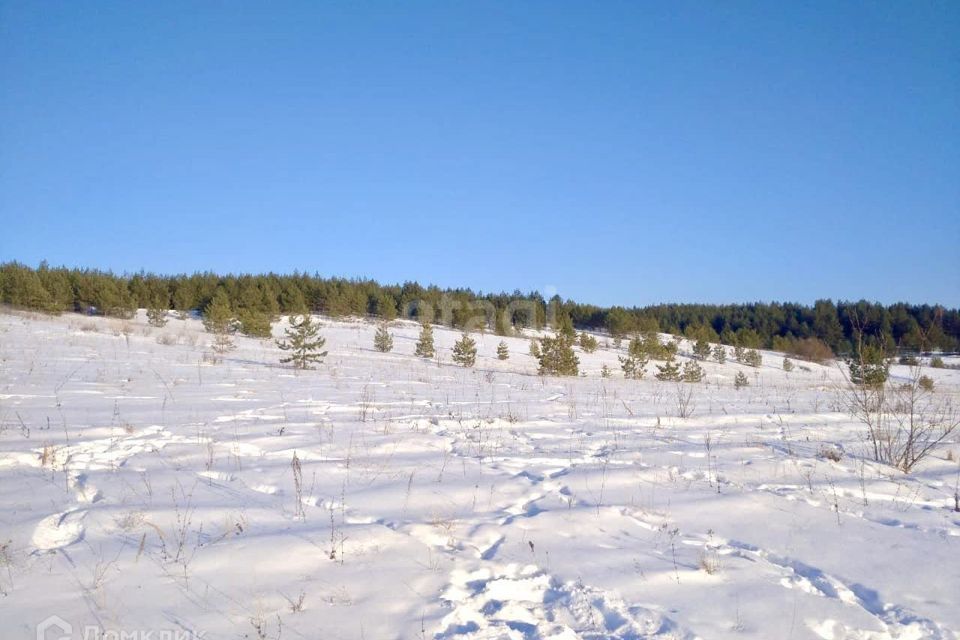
xmin=579 ymin=331 xmax=598 ymax=354
xmin=277 ymin=315 xmax=328 ymax=369
xmin=682 ymin=361 xmax=704 ymax=383
xmin=414 ymin=322 xmax=435 ymax=358
xmin=712 ymin=344 xmax=727 ymax=364
xmin=452 ymin=333 xmax=478 ymax=367
xmin=655 ymin=361 xmax=681 ymax=381
xmin=734 ymin=370 xmax=749 ymax=389
xmin=373 ymin=323 xmax=394 ymax=353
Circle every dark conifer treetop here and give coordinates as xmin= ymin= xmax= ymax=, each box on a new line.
xmin=1 ymin=262 xmax=957 ymax=355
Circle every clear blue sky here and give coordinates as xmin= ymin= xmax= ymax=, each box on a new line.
xmin=1 ymin=1 xmax=957 ymax=307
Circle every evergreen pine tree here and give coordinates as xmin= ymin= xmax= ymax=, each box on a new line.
xmin=35 ymin=263 xmax=71 ymax=312
xmin=277 ymin=314 xmax=328 ymax=369
xmin=782 ymin=357 xmax=795 ymax=372
xmin=203 ymin=290 xmax=236 ymax=355
xmin=3 ymin=266 xmax=55 ymax=312
xmin=712 ymin=344 xmax=727 ymax=364
xmin=452 ymin=333 xmax=477 ymax=367
xmin=374 ymin=323 xmax=394 ymax=352
xmin=734 ymin=370 xmax=750 ymax=389
xmin=374 ymin=293 xmax=398 ymax=321
xmin=496 ymin=340 xmax=509 ymax=360
xmin=494 ymin=312 xmax=511 ymax=337
xmin=600 ymin=363 xmax=612 ymax=378
xmin=663 ymin=339 xmax=679 ymax=362
xmin=537 ymin=333 xmax=579 ymax=376
xmin=734 ymin=345 xmax=746 ymax=363
xmin=693 ymin=337 xmax=711 ymax=360
xmin=415 ymin=322 xmax=435 ymax=358
xmin=682 ymin=361 xmax=704 ymax=383
xmin=279 ymin=285 xmax=308 ymax=315
xmin=743 ymin=349 xmax=762 ymax=367
xmin=556 ymin=316 xmax=577 ymax=341
xmin=173 ymin=286 xmax=194 ymax=320
xmin=529 ymin=340 xmax=541 ymax=359
xmin=640 ymin=332 xmax=662 ymax=359
xmin=618 ymin=354 xmax=647 ymax=379
xmin=654 ymin=361 xmax=681 ymax=381
xmin=147 ymin=295 xmax=169 ymax=328
xmin=847 ymin=343 xmax=888 ymax=386
xmin=238 ymin=309 xmax=272 ymax=338
xmin=579 ymin=331 xmax=598 ymax=353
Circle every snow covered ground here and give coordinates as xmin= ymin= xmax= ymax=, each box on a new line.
xmin=1 ymin=309 xmax=959 ymax=640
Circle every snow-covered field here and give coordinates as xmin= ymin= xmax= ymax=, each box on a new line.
xmin=1 ymin=309 xmax=959 ymax=640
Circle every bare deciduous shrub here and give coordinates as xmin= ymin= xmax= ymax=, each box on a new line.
xmin=675 ymin=384 xmax=695 ymax=418
xmin=844 ymin=362 xmax=959 ymax=473
xmin=284 ymin=590 xmax=306 ymax=613
xmin=698 ymin=548 xmax=721 ymax=575
xmin=291 ymin=452 xmax=305 ymax=521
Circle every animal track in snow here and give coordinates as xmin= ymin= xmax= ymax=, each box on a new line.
xmin=32 ymin=510 xmax=86 ymax=551
xmin=725 ymin=539 xmax=955 ymax=640
xmin=435 ymin=563 xmax=694 ymax=639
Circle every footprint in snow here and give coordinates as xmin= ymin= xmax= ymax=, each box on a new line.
xmin=435 ymin=563 xmax=691 ymax=639
xmin=32 ymin=510 xmax=86 ymax=551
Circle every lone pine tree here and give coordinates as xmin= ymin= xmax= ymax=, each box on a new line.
xmin=452 ymin=333 xmax=477 ymax=367
xmin=654 ymin=361 xmax=681 ymax=381
xmin=692 ymin=337 xmax=711 ymax=360
xmin=663 ymin=339 xmax=679 ymax=362
xmin=277 ymin=314 xmax=328 ymax=369
xmin=682 ymin=361 xmax=704 ymax=383
xmin=537 ymin=333 xmax=579 ymax=376
xmin=743 ymin=349 xmax=762 ymax=368
xmin=415 ymin=322 xmax=435 ymax=358
xmin=496 ymin=340 xmax=509 ymax=360
xmin=619 ymin=354 xmax=648 ymax=379
xmin=373 ymin=323 xmax=394 ymax=353
xmin=146 ymin=295 xmax=169 ymax=328
xmin=847 ymin=343 xmax=889 ymax=387
xmin=734 ymin=345 xmax=747 ymax=363
xmin=203 ymin=290 xmax=236 ymax=355
xmin=734 ymin=370 xmax=750 ymax=389
xmin=579 ymin=331 xmax=598 ymax=354
xmin=712 ymin=344 xmax=727 ymax=364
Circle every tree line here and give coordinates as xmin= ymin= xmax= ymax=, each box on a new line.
xmin=2 ymin=261 xmax=957 ymax=354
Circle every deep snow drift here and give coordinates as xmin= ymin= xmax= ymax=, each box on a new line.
xmin=1 ymin=310 xmax=958 ymax=640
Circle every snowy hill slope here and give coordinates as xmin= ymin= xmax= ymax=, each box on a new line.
xmin=1 ymin=310 xmax=959 ymax=640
